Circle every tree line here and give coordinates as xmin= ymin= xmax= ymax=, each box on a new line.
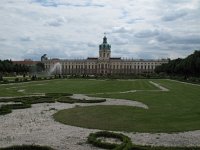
xmin=155 ymin=50 xmax=200 ymax=77
xmin=0 ymin=60 xmax=45 ymax=75
xmin=0 ymin=60 xmax=29 ymax=74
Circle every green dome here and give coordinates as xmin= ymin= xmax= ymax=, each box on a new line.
xmin=99 ymin=36 xmax=111 ymax=50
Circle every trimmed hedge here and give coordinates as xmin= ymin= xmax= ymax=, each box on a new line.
xmin=88 ymin=131 xmax=200 ymax=150
xmin=57 ymin=96 xmax=106 ymax=104
xmin=57 ymin=97 xmax=76 ymax=104
xmin=0 ymin=103 xmax=31 ymax=115
xmin=45 ymin=93 xmax=73 ymax=98
xmin=0 ymin=106 xmax=12 ymax=115
xmin=0 ymin=93 xmax=106 ymax=115
xmin=2 ymin=103 xmax=31 ymax=110
xmin=87 ymin=131 xmax=132 ymax=150
xmin=27 ymin=97 xmax=55 ymax=104
xmin=0 ymin=145 xmax=54 ymax=150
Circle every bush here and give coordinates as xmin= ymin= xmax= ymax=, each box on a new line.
xmin=1 ymin=103 xmax=31 ymax=110
xmin=0 ymin=75 xmax=3 ymax=81
xmin=15 ymin=78 xmax=19 ymax=82
xmin=28 ymin=97 xmax=55 ymax=104
xmin=23 ymin=78 xmax=28 ymax=82
xmin=0 ymin=145 xmax=54 ymax=150
xmin=45 ymin=93 xmax=73 ymax=98
xmin=0 ymin=106 xmax=12 ymax=115
xmin=57 ymin=97 xmax=76 ymax=104
xmin=3 ymin=79 xmax=9 ymax=84
xmin=57 ymin=97 xmax=106 ymax=104
xmin=87 ymin=131 xmax=132 ymax=150
xmin=88 ymin=131 xmax=200 ymax=150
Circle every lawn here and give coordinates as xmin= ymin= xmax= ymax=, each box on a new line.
xmin=53 ymin=79 xmax=200 ymax=133
xmin=1 ymin=79 xmax=200 ymax=133
xmin=0 ymin=79 xmax=157 ymax=96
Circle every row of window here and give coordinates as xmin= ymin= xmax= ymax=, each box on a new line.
xmin=45 ymin=65 xmax=156 ymax=70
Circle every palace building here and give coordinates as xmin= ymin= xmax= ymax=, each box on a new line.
xmin=42 ymin=36 xmax=168 ymax=75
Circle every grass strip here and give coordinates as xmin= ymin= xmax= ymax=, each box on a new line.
xmin=0 ymin=145 xmax=54 ymax=150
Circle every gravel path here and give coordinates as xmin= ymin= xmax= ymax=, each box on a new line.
xmin=70 ymin=94 xmax=148 ymax=109
xmin=167 ymin=79 xmax=200 ymax=87
xmin=149 ymin=81 xmax=169 ymax=91
xmin=0 ymin=95 xmax=200 ymax=149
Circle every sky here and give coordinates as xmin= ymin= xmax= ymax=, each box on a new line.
xmin=0 ymin=0 xmax=200 ymax=61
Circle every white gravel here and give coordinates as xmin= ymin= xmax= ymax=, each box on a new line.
xmin=70 ymin=94 xmax=148 ymax=109
xmin=1 ymin=94 xmax=200 ymax=149
xmin=149 ymin=81 xmax=169 ymax=91
xmin=0 ymin=102 xmax=101 ymax=150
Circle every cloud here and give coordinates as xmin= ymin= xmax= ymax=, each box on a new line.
xmin=111 ymin=26 xmax=133 ymax=33
xmin=0 ymin=38 xmax=6 ymax=42
xmin=19 ymin=36 xmax=32 ymax=42
xmin=0 ymin=0 xmax=200 ymax=61
xmin=166 ymin=35 xmax=200 ymax=45
xmin=161 ymin=10 xmax=188 ymax=21
xmin=135 ymin=29 xmax=159 ymax=38
xmin=31 ymin=0 xmax=105 ymax=8
xmin=126 ymin=18 xmax=144 ymax=24
xmin=44 ymin=17 xmax=66 ymax=27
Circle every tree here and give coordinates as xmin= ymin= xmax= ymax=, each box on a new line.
xmin=36 ymin=62 xmax=45 ymax=72
xmin=155 ymin=50 xmax=200 ymax=77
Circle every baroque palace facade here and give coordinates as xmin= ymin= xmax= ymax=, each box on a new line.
xmin=42 ymin=36 xmax=168 ymax=75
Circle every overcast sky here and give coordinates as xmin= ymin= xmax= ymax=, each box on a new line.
xmin=0 ymin=0 xmax=200 ymax=60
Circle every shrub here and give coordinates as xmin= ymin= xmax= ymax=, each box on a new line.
xmin=0 ymin=145 xmax=54 ymax=150
xmin=75 ymin=99 xmax=106 ymax=103
xmin=23 ymin=78 xmax=28 ymax=82
xmin=3 ymin=79 xmax=9 ymax=84
xmin=0 ymin=106 xmax=12 ymax=115
xmin=57 ymin=97 xmax=106 ymax=104
xmin=87 ymin=131 xmax=132 ymax=150
xmin=15 ymin=78 xmax=19 ymax=82
xmin=45 ymin=93 xmax=73 ymax=98
xmin=28 ymin=97 xmax=55 ymax=104
xmin=57 ymin=97 xmax=76 ymax=104
xmin=0 ymin=75 xmax=3 ymax=81
xmin=2 ymin=103 xmax=31 ymax=110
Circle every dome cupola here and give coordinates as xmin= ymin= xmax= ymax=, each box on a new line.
xmin=99 ymin=36 xmax=111 ymax=50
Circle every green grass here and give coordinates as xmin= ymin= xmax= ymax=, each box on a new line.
xmin=53 ymin=79 xmax=200 ymax=133
xmin=1 ymin=79 xmax=200 ymax=133
xmin=0 ymin=79 xmax=157 ymax=97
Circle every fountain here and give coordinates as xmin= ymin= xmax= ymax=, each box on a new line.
xmin=49 ymin=62 xmax=62 ymax=75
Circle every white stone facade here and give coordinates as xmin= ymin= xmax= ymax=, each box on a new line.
xmin=43 ymin=36 xmax=168 ymax=75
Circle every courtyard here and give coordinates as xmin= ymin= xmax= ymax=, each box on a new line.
xmin=0 ymin=79 xmax=200 ymax=149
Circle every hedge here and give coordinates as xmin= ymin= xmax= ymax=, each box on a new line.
xmin=0 ymin=145 xmax=54 ymax=150
xmin=88 ymin=131 xmax=200 ymax=150
xmin=87 ymin=131 xmax=132 ymax=150
xmin=45 ymin=93 xmax=73 ymax=98
xmin=0 ymin=93 xmax=106 ymax=116
xmin=57 ymin=96 xmax=106 ymax=104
